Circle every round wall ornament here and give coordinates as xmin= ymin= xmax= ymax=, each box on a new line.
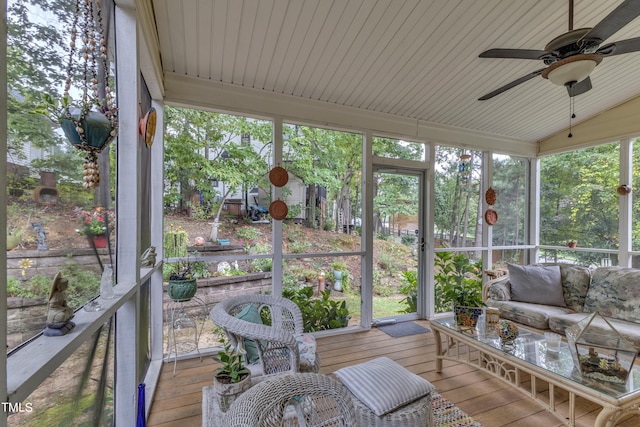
xmin=269 ymin=200 xmax=288 ymax=220
xmin=485 ymin=187 xmax=497 ymax=205
xmin=269 ymin=166 xmax=289 ymax=187
xmin=484 ymin=209 xmax=498 ymax=226
xmin=139 ymin=107 xmax=157 ymax=148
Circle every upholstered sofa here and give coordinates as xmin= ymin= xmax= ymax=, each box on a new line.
xmin=483 ymin=263 xmax=640 ymax=350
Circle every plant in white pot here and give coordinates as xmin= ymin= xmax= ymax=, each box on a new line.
xmin=34 ymin=0 xmax=117 ymax=189
xmin=211 ymin=338 xmax=251 ymax=412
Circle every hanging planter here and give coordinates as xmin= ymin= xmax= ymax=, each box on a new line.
xmin=36 ymin=0 xmax=117 ymax=189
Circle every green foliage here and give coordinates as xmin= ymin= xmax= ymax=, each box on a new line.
xmin=377 ymin=251 xmax=400 ymax=276
xmin=400 ymin=235 xmax=416 ymax=246
xmin=288 ymin=240 xmax=311 ymax=254
xmin=250 ymin=243 xmax=273 ymax=272
xmin=373 ymin=283 xmax=393 ymax=297
xmin=164 ymin=253 xmax=211 ymax=280
xmin=7 ymin=275 xmax=49 ymax=299
xmin=286 ymin=203 xmax=303 ymax=220
xmin=398 ymin=270 xmax=418 ymax=314
xmin=282 ymin=287 xmax=350 ymax=332
xmin=236 ymin=225 xmax=261 ymax=248
xmin=211 ymin=338 xmax=250 ymax=383
xmin=164 ymin=225 xmax=188 ymax=258
xmin=435 ymin=252 xmax=483 ymax=310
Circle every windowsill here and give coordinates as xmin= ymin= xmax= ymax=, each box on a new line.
xmin=6 ymin=280 xmax=138 ymax=403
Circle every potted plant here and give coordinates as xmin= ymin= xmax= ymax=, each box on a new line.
xmin=332 ymin=261 xmax=347 ymax=292
xmin=166 ymin=258 xmax=198 ymax=302
xmin=211 ymin=338 xmax=251 ymax=412
xmin=436 ymin=252 xmax=484 ymax=328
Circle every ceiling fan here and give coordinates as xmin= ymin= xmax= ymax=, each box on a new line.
xmin=478 ymin=0 xmax=640 ymax=101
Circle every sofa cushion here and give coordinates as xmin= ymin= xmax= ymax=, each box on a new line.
xmin=507 ymin=264 xmax=566 ymax=307
xmin=486 ymin=298 xmax=574 ymax=330
xmin=538 ymin=263 xmax=591 ymax=312
xmin=583 ymin=267 xmax=640 ymax=323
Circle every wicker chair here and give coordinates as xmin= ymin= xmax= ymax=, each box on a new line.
xmin=222 ymin=373 xmax=357 ymax=426
xmin=210 ymin=294 xmax=320 ymax=381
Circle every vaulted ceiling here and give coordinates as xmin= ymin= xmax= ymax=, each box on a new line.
xmin=147 ymin=0 xmax=640 ymax=149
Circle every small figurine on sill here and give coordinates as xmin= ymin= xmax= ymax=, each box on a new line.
xmin=44 ymin=272 xmax=75 ymax=336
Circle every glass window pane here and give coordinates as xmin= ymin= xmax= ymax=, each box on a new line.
xmin=8 ymin=322 xmax=114 ymax=426
xmin=632 ymin=139 xmax=640 ymax=252
xmin=282 ymin=124 xmax=362 ymax=251
xmin=434 ymin=147 xmax=483 ymax=248
xmin=540 ymin=144 xmax=619 ymax=256
xmin=372 ymin=136 xmax=426 ymax=161
xmin=491 ymin=155 xmax=528 ymax=246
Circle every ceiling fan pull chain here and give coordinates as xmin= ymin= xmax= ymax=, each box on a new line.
xmin=568 ymin=96 xmax=574 ymax=138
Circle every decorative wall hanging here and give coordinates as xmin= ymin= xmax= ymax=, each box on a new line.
xmin=139 ymin=107 xmax=156 ymax=148
xmin=484 ymin=209 xmax=498 ymax=226
xmin=61 ymin=0 xmax=118 ymax=189
xmin=617 ymin=184 xmax=631 ymax=196
xmin=269 ymin=200 xmax=288 ymax=220
xmin=269 ymin=166 xmax=289 ymax=187
xmin=485 ymin=187 xmax=496 ymax=205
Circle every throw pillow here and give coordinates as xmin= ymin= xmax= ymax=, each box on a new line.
xmin=294 ymin=332 xmax=317 ymax=368
xmin=235 ymin=304 xmax=262 ymax=364
xmin=507 ymin=263 xmax=566 ymax=307
xmin=334 ymin=357 xmax=435 ymax=416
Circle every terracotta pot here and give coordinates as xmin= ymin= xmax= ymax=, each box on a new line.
xmin=92 ymin=234 xmax=108 ymax=249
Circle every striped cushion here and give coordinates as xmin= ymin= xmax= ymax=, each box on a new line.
xmin=334 ymin=357 xmax=434 ymax=416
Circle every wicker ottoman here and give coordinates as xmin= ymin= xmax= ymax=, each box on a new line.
xmin=334 ymin=357 xmax=435 ymax=427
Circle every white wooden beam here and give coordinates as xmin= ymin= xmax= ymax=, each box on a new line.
xmin=114 ymin=3 xmax=140 ymax=424
xmin=1 ymin=1 xmax=8 ymax=424
xmin=163 ymin=73 xmax=536 ymax=158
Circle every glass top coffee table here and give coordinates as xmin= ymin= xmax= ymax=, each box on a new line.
xmin=431 ymin=318 xmax=640 ymax=427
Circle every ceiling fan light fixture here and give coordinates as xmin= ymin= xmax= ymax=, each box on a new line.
xmin=541 ymin=53 xmax=602 ymax=86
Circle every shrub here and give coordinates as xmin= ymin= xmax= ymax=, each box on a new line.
xmin=400 ymin=235 xmax=416 ymax=246
xmin=250 ymin=243 xmax=273 ymax=272
xmin=282 ymin=286 xmax=350 ymax=332
xmin=399 ymin=270 xmax=417 ymax=313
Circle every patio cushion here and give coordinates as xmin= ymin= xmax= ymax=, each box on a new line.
xmin=236 ymin=304 xmax=262 ymax=364
xmin=334 ymin=356 xmax=434 ymax=416
xmin=508 ymin=264 xmax=566 ymax=307
xmin=294 ymin=333 xmax=317 ymax=368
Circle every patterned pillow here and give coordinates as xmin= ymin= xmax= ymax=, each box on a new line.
xmin=294 ymin=333 xmax=316 ymax=368
xmin=334 ymin=357 xmax=435 ymax=416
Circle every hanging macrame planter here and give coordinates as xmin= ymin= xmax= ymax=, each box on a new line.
xmin=62 ymin=0 xmax=118 ymax=189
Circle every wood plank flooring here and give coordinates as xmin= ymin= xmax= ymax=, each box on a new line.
xmin=147 ymin=320 xmax=640 ymax=426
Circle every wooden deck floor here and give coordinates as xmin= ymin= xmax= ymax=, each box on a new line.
xmin=147 ymin=320 xmax=640 ymax=427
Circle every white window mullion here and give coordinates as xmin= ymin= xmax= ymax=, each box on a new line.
xmin=114 ymin=4 xmax=141 ymax=425
xmin=619 ymin=139 xmax=633 ymax=267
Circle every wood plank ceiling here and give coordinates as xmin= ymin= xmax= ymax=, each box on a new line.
xmin=150 ymin=0 xmax=640 ymax=144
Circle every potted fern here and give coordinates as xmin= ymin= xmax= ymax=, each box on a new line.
xmin=211 ymin=338 xmax=251 ymax=412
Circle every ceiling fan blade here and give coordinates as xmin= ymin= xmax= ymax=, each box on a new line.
xmin=566 ymin=77 xmax=592 ymax=97
xmin=597 ymin=37 xmax=640 ymax=56
xmin=478 ymin=69 xmax=544 ymax=101
xmin=479 ymin=48 xmax=550 ymax=60
xmin=579 ymin=0 xmax=640 ymax=48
